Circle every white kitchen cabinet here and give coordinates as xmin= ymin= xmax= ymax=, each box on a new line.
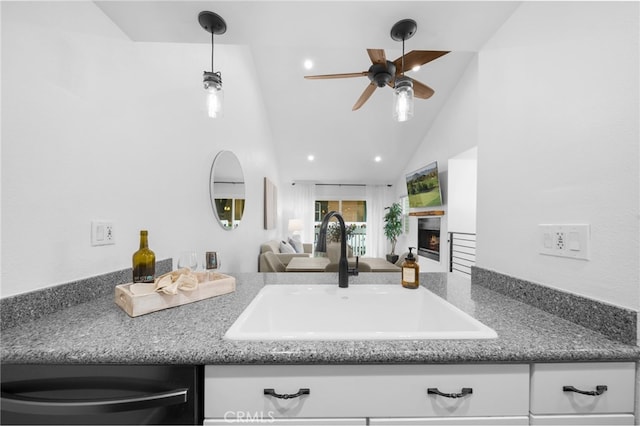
xmin=370 ymin=416 xmax=529 ymax=425
xmin=529 ymin=413 xmax=634 ymax=425
xmin=204 ymin=362 xmax=637 ymax=425
xmin=204 ymin=364 xmax=529 ymax=421
xmin=204 ymin=418 xmax=366 ymax=425
xmin=530 ymin=362 xmax=635 ymax=425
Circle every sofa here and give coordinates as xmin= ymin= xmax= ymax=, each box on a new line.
xmin=259 ymin=240 xmax=312 ymax=272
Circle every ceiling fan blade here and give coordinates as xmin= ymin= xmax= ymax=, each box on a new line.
xmin=393 ymin=50 xmax=450 ymax=74
xmin=304 ymin=71 xmax=368 ymax=80
xmin=367 ymin=49 xmax=387 ymax=65
xmin=352 ymin=83 xmax=377 ymax=111
xmin=411 ymin=78 xmax=435 ymax=99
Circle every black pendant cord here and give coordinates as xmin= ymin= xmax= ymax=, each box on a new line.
xmin=401 ymin=38 xmax=405 ymax=76
xmin=211 ymin=31 xmax=219 ymax=72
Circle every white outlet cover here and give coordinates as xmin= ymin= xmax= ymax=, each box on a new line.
xmin=538 ymin=224 xmax=589 ymax=260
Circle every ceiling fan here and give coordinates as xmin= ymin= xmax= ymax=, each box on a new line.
xmin=304 ymin=19 xmax=449 ymax=112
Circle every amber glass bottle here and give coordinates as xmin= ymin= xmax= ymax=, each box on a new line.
xmin=401 ymin=247 xmax=419 ymax=289
xmin=132 ymin=230 xmax=155 ymax=283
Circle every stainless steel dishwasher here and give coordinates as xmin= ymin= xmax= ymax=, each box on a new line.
xmin=1 ymin=364 xmax=203 ymax=425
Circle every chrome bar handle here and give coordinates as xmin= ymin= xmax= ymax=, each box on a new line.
xmin=1 ymin=388 xmax=188 ymax=415
xmin=427 ymin=387 xmax=473 ymax=398
xmin=263 ymin=388 xmax=310 ymax=400
xmin=563 ymin=385 xmax=608 ymax=396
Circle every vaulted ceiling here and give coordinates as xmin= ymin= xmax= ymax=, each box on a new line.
xmin=96 ymin=1 xmax=521 ymax=184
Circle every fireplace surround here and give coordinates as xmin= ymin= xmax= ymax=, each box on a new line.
xmin=417 ymin=217 xmax=441 ymax=261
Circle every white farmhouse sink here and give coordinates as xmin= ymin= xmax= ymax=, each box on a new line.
xmin=224 ymin=284 xmax=497 ymax=341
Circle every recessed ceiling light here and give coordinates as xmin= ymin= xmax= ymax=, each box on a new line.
xmin=307 ymin=154 xmax=315 ymax=161
xmin=303 ymin=59 xmax=314 ymax=70
xmin=374 ymin=156 xmax=382 ymax=162
xmin=412 ymin=65 xmax=421 ymax=72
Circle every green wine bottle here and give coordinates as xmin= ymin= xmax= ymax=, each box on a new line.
xmin=132 ymin=230 xmax=155 ymax=283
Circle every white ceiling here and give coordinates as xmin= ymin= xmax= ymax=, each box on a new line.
xmin=95 ymin=1 xmax=521 ymax=185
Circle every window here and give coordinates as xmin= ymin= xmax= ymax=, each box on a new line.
xmin=314 ymin=199 xmax=367 ymax=255
xmin=214 ymin=198 xmax=244 ymax=229
xmin=401 ymin=195 xmax=410 ymax=234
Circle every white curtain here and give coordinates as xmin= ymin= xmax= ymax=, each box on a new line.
xmin=366 ymin=185 xmax=390 ymax=257
xmin=291 ymin=183 xmax=316 ymax=244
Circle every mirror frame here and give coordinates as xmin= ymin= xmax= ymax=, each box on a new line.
xmin=209 ymin=151 xmax=246 ymax=230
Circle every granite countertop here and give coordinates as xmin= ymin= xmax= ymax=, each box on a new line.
xmin=1 ymin=272 xmax=638 ymax=365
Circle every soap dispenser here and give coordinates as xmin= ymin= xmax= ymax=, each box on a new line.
xmin=401 ymin=247 xmax=419 ymax=289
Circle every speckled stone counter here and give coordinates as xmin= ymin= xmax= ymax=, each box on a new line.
xmin=1 ymin=272 xmax=638 ymax=365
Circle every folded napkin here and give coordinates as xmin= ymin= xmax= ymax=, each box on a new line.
xmin=129 ymin=268 xmax=199 ymax=296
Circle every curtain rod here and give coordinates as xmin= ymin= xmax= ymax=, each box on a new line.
xmin=292 ymin=182 xmax=392 ymax=187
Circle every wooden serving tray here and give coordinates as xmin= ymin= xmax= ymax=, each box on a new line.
xmin=115 ymin=272 xmax=236 ymax=317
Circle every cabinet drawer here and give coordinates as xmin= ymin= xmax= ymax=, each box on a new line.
xmin=204 ymin=418 xmax=366 ymax=425
xmin=530 ymin=414 xmax=635 ymax=425
xmin=370 ymin=416 xmax=529 ymax=425
xmin=205 ymin=364 xmax=529 ymax=419
xmin=530 ymin=363 xmax=635 ymax=415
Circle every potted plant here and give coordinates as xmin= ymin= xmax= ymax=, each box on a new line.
xmin=383 ymin=202 xmax=403 ymax=264
xmin=322 ymin=222 xmax=357 ymax=263
xmin=326 ymin=222 xmax=356 ymax=243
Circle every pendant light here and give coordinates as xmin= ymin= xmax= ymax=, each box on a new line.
xmin=199 ymin=11 xmax=227 ymax=118
xmin=391 ymin=19 xmax=417 ymax=122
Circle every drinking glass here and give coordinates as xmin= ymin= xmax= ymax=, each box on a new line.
xmin=205 ymin=251 xmax=220 ymax=280
xmin=177 ymin=251 xmax=198 ymax=271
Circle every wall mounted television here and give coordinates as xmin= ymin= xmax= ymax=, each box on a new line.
xmin=406 ymin=161 xmax=443 ymax=208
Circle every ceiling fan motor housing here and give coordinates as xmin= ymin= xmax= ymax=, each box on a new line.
xmin=368 ymin=61 xmax=397 ymax=87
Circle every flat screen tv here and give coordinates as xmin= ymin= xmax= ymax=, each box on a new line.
xmin=406 ymin=161 xmax=443 ymax=208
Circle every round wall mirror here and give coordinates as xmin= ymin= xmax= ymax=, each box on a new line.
xmin=210 ymin=151 xmax=245 ymax=230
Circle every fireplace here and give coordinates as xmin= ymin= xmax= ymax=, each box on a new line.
xmin=417 ymin=217 xmax=441 ymax=261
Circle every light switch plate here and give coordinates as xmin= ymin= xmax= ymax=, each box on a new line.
xmin=91 ymin=221 xmax=115 ymax=246
xmin=539 ymin=224 xmax=589 ymax=260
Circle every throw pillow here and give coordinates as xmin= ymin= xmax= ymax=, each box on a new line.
xmin=280 ymin=240 xmax=296 ymax=254
xmin=288 ymin=235 xmax=303 ymax=253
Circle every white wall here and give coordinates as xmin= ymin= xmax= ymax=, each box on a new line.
xmin=477 ymin=2 xmax=639 ymax=310
xmin=448 ymin=147 xmax=478 ymax=234
xmin=3 ymin=2 xmax=638 ymax=310
xmin=1 ymin=2 xmax=282 ymax=297
xmin=395 ymin=2 xmax=639 ymax=304
xmin=395 ymin=55 xmax=480 ymax=272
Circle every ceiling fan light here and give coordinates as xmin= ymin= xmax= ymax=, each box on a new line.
xmin=393 ymin=76 xmax=414 ymax=122
xmin=204 ymin=71 xmax=224 ymax=118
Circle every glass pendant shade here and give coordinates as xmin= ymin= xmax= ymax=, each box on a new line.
xmin=204 ymin=71 xmax=223 ymax=118
xmin=206 ymin=86 xmax=224 ymax=118
xmin=393 ymin=76 xmax=414 ymax=122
